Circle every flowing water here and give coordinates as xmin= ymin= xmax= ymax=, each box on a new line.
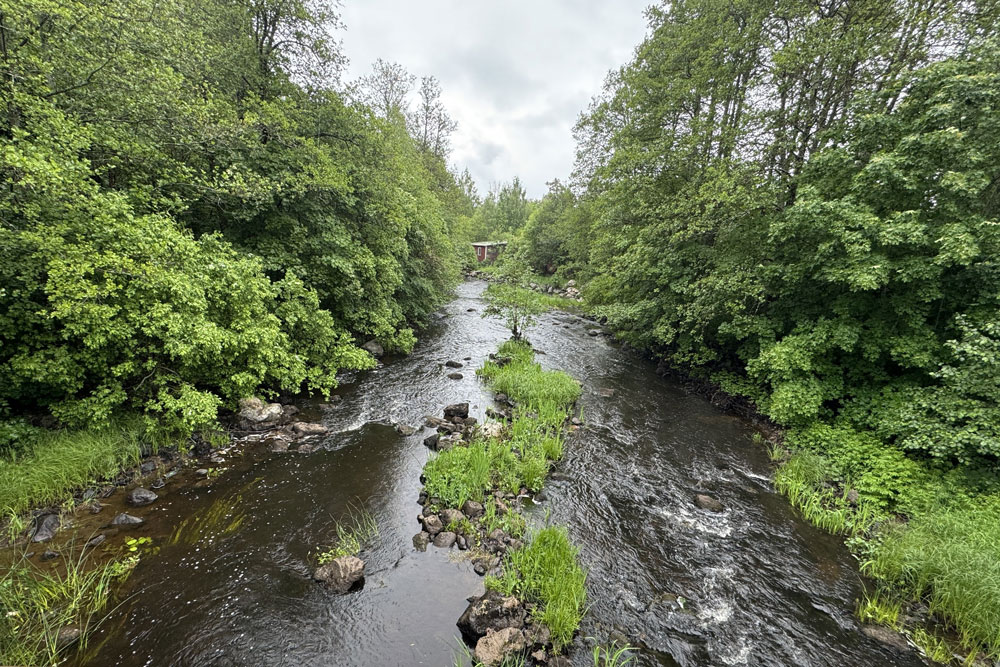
xmin=77 ymin=281 xmax=926 ymax=666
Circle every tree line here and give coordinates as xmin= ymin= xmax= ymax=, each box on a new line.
xmin=0 ymin=0 xmax=475 ymax=446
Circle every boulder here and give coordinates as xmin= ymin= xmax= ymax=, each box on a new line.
xmin=362 ymin=340 xmax=384 ymax=358
xmin=448 ymin=372 xmax=464 ymax=380
xmin=480 ymin=422 xmax=504 ymax=439
xmin=694 ymin=494 xmax=724 ymax=512
xmin=437 ymin=434 xmax=464 ymax=451
xmin=445 ymin=360 xmax=464 ymax=368
xmin=440 ymin=508 xmax=466 ymax=526
xmin=422 ymin=515 xmax=444 ymax=535
xmin=111 ymin=513 xmax=144 ymax=526
xmin=587 ymin=329 xmax=601 ymax=337
xmin=462 ymin=500 xmax=485 ymax=518
xmin=395 ymin=423 xmax=418 ymax=436
xmin=31 ymin=514 xmax=61 ymax=543
xmin=457 ymin=590 xmax=526 ymax=642
xmin=424 ymin=416 xmax=451 ymax=429
xmin=126 ymin=487 xmax=158 ymax=507
xmin=412 ymin=532 xmax=430 ymax=552
xmin=140 ymin=461 xmax=157 ymax=474
xmin=433 ymin=531 xmax=457 ymax=548
xmin=443 ymin=402 xmax=470 ymax=419
xmin=475 ymin=627 xmax=527 ymax=666
xmin=238 ymin=397 xmax=284 ymax=425
xmin=423 ymin=433 xmax=439 ymax=449
xmin=313 ymin=555 xmax=365 ymax=594
xmin=292 ymin=422 xmax=328 ymax=436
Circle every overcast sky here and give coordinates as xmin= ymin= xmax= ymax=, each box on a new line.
xmin=339 ymin=1 xmax=651 ymax=199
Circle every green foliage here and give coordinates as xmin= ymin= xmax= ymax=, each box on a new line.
xmin=856 ymin=590 xmax=902 ymax=629
xmin=478 ymin=341 xmax=581 ymax=410
xmin=486 ymin=525 xmax=587 ymax=650
xmin=592 ymin=640 xmax=637 ymax=667
xmin=0 ymin=545 xmax=138 ymax=666
xmin=0 ymin=419 xmax=150 ymax=516
xmin=316 ymin=506 xmax=378 ymax=563
xmin=482 ymin=275 xmax=549 ymax=341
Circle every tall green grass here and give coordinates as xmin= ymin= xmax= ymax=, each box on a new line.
xmin=316 ymin=505 xmax=379 ymax=563
xmin=487 ymin=525 xmax=587 ymax=650
xmin=0 ymin=545 xmax=137 ymax=665
xmin=0 ymin=418 xmax=155 ymax=518
xmin=863 ymin=501 xmax=1000 ymax=657
xmin=478 ymin=340 xmax=581 ymax=410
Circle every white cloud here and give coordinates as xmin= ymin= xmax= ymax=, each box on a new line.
xmin=339 ymin=1 xmax=650 ymax=198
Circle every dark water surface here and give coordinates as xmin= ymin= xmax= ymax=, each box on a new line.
xmin=78 ymin=281 xmax=925 ymax=666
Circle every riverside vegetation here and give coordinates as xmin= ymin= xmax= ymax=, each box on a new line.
xmin=479 ymin=2 xmax=1000 ymax=663
xmin=417 ymin=318 xmax=587 ymax=664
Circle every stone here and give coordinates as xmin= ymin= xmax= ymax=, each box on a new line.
xmin=32 ymin=514 xmax=61 ymax=543
xmin=457 ymin=590 xmax=526 ymax=642
xmin=422 ymin=515 xmax=443 ymax=535
xmin=548 ymin=656 xmax=572 ymax=667
xmin=440 ymin=508 xmax=466 ymax=526
xmin=395 ymin=423 xmax=418 ymax=436
xmin=150 ymin=477 xmax=166 ymax=490
xmin=195 ymin=468 xmax=210 ymax=476
xmin=457 ymin=535 xmax=468 ymax=550
xmin=89 ymin=501 xmax=104 ymax=513
xmin=85 ymin=534 xmax=106 ymax=549
xmin=480 ymin=422 xmax=504 ymax=439
xmin=423 ymin=433 xmax=439 ymax=449
xmin=862 ymin=625 xmax=910 ymax=652
xmin=362 ymin=340 xmax=384 ymax=358
xmin=412 ymin=532 xmax=430 ymax=552
xmin=587 ymin=328 xmax=601 ymax=337
xmin=433 ymin=531 xmax=457 ymax=548
xmin=445 ymin=360 xmax=464 ymax=368
xmin=565 ymin=280 xmax=577 ymax=287
xmin=424 ymin=416 xmax=451 ymax=429
xmin=40 ymin=550 xmax=59 ymax=561
xmin=437 ymin=434 xmax=463 ymax=451
xmin=694 ymin=494 xmax=724 ymax=512
xmin=140 ymin=461 xmax=157 ymax=474
xmin=443 ymin=402 xmax=470 ymax=419
xmin=313 ymin=555 xmax=365 ymax=594
xmin=56 ymin=626 xmax=81 ymax=650
xmin=475 ymin=627 xmax=527 ymax=666
xmin=473 ymin=560 xmax=489 ymax=576
xmin=461 ymin=500 xmax=485 ymax=518
xmin=126 ymin=487 xmax=158 ymax=507
xmin=447 ymin=372 xmax=464 ymax=380
xmin=598 ymin=388 xmax=615 ymax=398
xmin=570 ymin=416 xmax=583 ymax=426
xmin=846 ymin=488 xmax=860 ymax=505
xmin=110 ymin=513 xmax=144 ymax=527
xmin=291 ymin=421 xmax=328 ymax=436
xmin=238 ymin=397 xmax=284 ymax=425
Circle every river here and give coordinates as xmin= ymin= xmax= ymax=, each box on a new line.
xmin=77 ymin=281 xmax=926 ymax=666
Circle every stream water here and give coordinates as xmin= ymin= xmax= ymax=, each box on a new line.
xmin=77 ymin=281 xmax=926 ymax=666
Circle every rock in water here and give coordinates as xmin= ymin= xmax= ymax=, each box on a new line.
xmin=423 ymin=433 xmax=439 ymax=449
xmin=111 ymin=513 xmax=144 ymax=526
xmin=445 ymin=360 xmax=464 ymax=368
xmin=694 ymin=494 xmax=724 ymax=512
xmin=126 ymin=487 xmax=158 ymax=507
xmin=313 ymin=555 xmax=365 ymax=594
xmin=433 ymin=531 xmax=457 ymax=548
xmin=31 ymin=514 xmax=61 ymax=543
xmin=457 ymin=590 xmax=526 ymax=642
xmin=362 ymin=340 xmax=384 ymax=358
xmin=448 ymin=372 xmax=464 ymax=380
xmin=238 ymin=397 xmax=284 ymax=426
xmin=443 ymin=402 xmax=470 ymax=419
xmin=412 ymin=532 xmax=430 ymax=551
xmin=85 ymin=534 xmax=106 ymax=549
xmin=475 ymin=627 xmax=527 ymax=666
xmin=291 ymin=422 xmax=328 ymax=436
xmin=395 ymin=423 xmax=417 ymax=436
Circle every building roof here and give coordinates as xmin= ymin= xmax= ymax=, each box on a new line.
xmin=471 ymin=241 xmax=507 ymax=247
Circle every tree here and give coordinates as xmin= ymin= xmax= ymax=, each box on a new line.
xmin=354 ymin=58 xmax=415 ymax=121
xmin=481 ymin=260 xmax=546 ymax=340
xmin=408 ymin=75 xmax=458 ymax=158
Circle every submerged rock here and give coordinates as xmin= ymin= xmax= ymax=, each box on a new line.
xmin=85 ymin=534 xmax=106 ymax=549
xmin=56 ymin=626 xmax=81 ymax=650
xmin=126 ymin=487 xmax=158 ymax=507
xmin=694 ymin=493 xmax=724 ymax=512
xmin=41 ymin=550 xmax=59 ymax=561
xmin=31 ymin=514 xmax=61 ymax=543
xmin=445 ymin=360 xmax=464 ymax=368
xmin=447 ymin=372 xmax=464 ymax=380
xmin=313 ymin=555 xmax=365 ymax=594
xmin=412 ymin=531 xmax=430 ymax=552
xmin=598 ymin=388 xmax=615 ymax=398
xmin=444 ymin=402 xmax=470 ymax=419
xmin=110 ymin=513 xmax=144 ymax=526
xmin=475 ymin=627 xmax=526 ymax=666
xmin=395 ymin=423 xmax=418 ymax=436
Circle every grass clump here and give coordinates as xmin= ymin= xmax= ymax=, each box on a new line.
xmin=592 ymin=640 xmax=636 ymax=666
xmin=0 ymin=417 xmax=168 ymax=520
xmin=0 ymin=546 xmax=137 ymax=665
xmin=487 ymin=525 xmax=587 ymax=650
xmin=478 ymin=340 xmax=581 ymax=411
xmin=316 ymin=506 xmax=378 ymax=564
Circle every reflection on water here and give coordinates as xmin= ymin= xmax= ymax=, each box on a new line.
xmin=78 ymin=282 xmax=926 ymax=667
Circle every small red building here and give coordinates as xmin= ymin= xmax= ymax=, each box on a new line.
xmin=471 ymin=241 xmax=507 ymax=263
